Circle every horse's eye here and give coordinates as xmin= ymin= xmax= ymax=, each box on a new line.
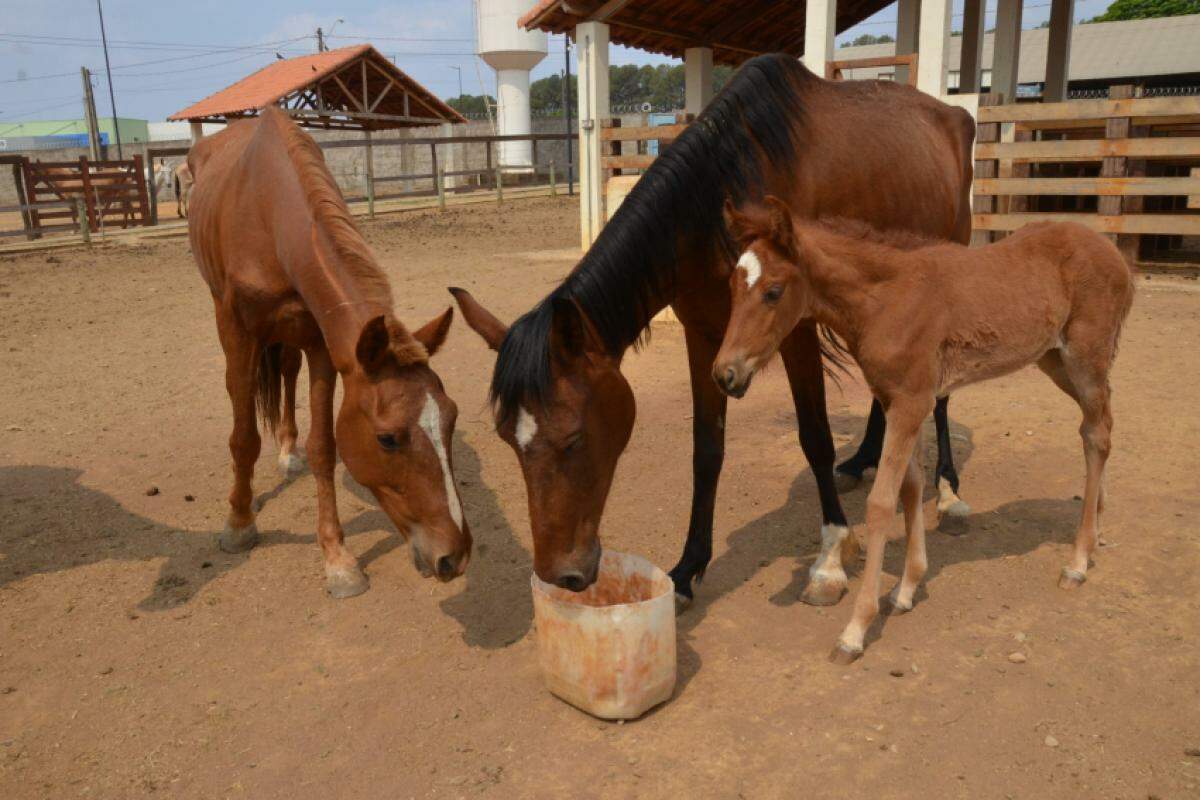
xmin=562 ymin=432 xmax=584 ymax=453
xmin=377 ymin=433 xmax=404 ymax=451
xmin=764 ymin=284 xmax=784 ymax=304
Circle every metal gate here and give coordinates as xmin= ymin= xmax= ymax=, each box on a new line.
xmin=21 ymin=155 xmax=150 ymax=238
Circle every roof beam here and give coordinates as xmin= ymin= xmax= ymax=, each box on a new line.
xmin=588 ymin=0 xmax=636 ymax=21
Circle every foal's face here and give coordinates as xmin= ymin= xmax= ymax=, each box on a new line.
xmin=713 ymin=239 xmax=807 ymax=398
xmin=338 ymin=310 xmax=472 ymax=582
xmin=451 ymin=289 xmax=635 ymax=593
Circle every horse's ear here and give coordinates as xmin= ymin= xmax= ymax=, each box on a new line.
xmin=412 ymin=306 xmax=454 ymax=357
xmin=356 ymin=315 xmax=392 ymax=371
xmin=763 ymin=195 xmax=796 ymax=258
xmin=449 ymin=287 xmax=508 ymax=351
xmin=723 ymin=197 xmax=754 ymax=245
xmin=550 ymin=296 xmax=606 ymax=362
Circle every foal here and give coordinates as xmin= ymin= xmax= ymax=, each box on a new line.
xmin=713 ymin=197 xmax=1134 ymax=662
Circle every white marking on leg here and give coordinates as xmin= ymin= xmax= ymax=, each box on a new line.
xmin=419 ymin=393 xmax=463 ymax=529
xmin=737 ymin=249 xmax=762 ymax=289
xmin=515 ymin=406 xmax=538 ymax=451
xmin=810 ymin=524 xmax=850 ymax=584
xmin=936 ymin=479 xmax=971 ymax=516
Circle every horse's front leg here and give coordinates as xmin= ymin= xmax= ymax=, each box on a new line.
xmin=667 ymin=320 xmax=728 ymax=610
xmin=933 ymin=395 xmax=970 ymax=516
xmin=305 ymin=346 xmax=368 ymax=599
xmin=835 ymin=398 xmax=885 ymax=492
xmin=779 ymin=324 xmax=854 ymax=606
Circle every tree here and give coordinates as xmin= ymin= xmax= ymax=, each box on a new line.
xmin=446 ymin=94 xmax=494 ymax=116
xmin=847 ymin=33 xmax=895 ymax=46
xmin=1088 ymin=0 xmax=1200 ymax=21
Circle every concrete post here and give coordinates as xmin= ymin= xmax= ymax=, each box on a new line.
xmin=959 ymin=0 xmax=987 ymax=93
xmin=992 ymin=0 xmax=1024 ymax=103
xmin=916 ymin=0 xmax=952 ymax=96
xmin=576 ymin=20 xmax=610 ymax=250
xmin=189 ymin=121 xmax=204 ymax=143
xmin=1044 ymin=0 xmax=1076 ymax=102
xmin=803 ymin=0 xmax=837 ymax=76
xmin=684 ymin=47 xmax=714 ymax=114
xmin=895 ymin=0 xmax=921 ymax=85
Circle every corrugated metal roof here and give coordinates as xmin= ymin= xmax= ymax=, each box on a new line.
xmin=836 ymin=14 xmax=1200 ymax=84
xmin=168 ymin=44 xmax=465 ymax=127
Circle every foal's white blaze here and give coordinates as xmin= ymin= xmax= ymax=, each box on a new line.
xmin=737 ymin=249 xmax=762 ymax=289
xmin=418 ymin=393 xmax=463 ymax=528
xmin=516 ymin=406 xmax=538 ymax=452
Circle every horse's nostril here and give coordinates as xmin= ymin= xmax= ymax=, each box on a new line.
xmin=555 ymin=572 xmax=588 ymax=593
xmin=436 ymin=554 xmax=458 ymax=579
xmin=724 ymin=367 xmax=737 ymax=389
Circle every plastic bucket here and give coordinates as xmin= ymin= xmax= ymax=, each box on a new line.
xmin=530 ymin=550 xmax=677 ymax=720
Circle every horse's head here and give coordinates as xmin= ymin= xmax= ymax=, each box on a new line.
xmin=450 ymin=288 xmax=634 ymax=592
xmin=338 ymin=307 xmax=472 ymax=582
xmin=714 ymin=195 xmax=811 ymax=398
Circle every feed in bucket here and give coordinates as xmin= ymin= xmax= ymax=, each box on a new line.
xmin=530 ymin=550 xmax=677 ymax=720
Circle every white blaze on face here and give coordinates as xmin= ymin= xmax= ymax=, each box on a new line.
xmin=418 ymin=393 xmax=463 ymax=529
xmin=737 ymin=249 xmax=762 ymax=289
xmin=516 ymin=406 xmax=538 ymax=451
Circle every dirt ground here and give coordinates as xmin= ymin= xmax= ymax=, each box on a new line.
xmin=1 ymin=196 xmax=1198 ymax=799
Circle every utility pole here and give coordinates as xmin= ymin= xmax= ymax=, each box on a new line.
xmin=96 ymin=0 xmax=122 ymax=159
xmin=80 ymin=67 xmax=102 ymax=160
xmin=449 ymin=65 xmax=463 ymax=99
xmin=563 ymin=36 xmax=573 ymax=195
xmin=317 ymin=27 xmax=326 ymax=52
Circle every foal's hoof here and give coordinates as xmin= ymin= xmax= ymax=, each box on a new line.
xmin=326 ymin=566 xmax=369 ymax=599
xmin=1058 ymin=567 xmax=1087 ymax=590
xmin=884 ymin=592 xmax=913 ymax=615
xmin=829 ymin=643 xmax=863 ymax=665
xmin=218 ymin=523 xmax=259 ymax=553
xmin=833 ymin=472 xmax=863 ymax=494
xmin=277 ymin=450 xmax=307 ymax=476
xmin=802 ymin=578 xmax=848 ymax=607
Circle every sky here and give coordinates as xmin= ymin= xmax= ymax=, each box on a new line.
xmin=1 ymin=0 xmax=1118 ymax=125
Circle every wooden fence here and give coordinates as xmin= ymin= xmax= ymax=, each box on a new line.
xmin=826 ymin=54 xmax=918 ymax=87
xmin=972 ymin=89 xmax=1200 ymax=261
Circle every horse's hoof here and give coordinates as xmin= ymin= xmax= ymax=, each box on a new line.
xmin=674 ymin=592 xmax=693 ymax=615
xmin=326 ymin=566 xmax=369 ymax=599
xmin=277 ymin=451 xmax=306 ymax=476
xmin=218 ymin=523 xmax=259 ymax=553
xmin=939 ymin=499 xmax=972 ymax=517
xmin=1058 ymin=568 xmax=1087 ymax=590
xmin=829 ymin=643 xmax=863 ymax=665
xmin=884 ymin=592 xmax=913 ymax=615
xmin=834 ymin=472 xmax=862 ymax=494
xmin=802 ymin=578 xmax=848 ymax=606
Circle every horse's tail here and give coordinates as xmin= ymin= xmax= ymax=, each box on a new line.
xmin=256 ymin=343 xmax=283 ymax=435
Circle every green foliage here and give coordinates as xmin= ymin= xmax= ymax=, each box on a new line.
xmin=446 ymin=94 xmax=494 ymax=116
xmin=847 ymin=33 xmax=896 ymax=45
xmin=1089 ymin=0 xmax=1200 ymax=21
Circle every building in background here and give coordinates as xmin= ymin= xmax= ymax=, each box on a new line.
xmin=0 ymin=117 xmax=148 ymax=152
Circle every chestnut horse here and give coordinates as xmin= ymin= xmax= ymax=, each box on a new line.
xmin=450 ymin=55 xmax=974 ymax=604
xmin=714 ymin=198 xmax=1134 ymax=661
xmin=187 ymin=106 xmax=471 ymax=598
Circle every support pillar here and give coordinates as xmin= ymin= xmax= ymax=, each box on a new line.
xmin=1044 ymin=0 xmax=1076 ymax=102
xmin=189 ymin=121 xmax=204 ymax=143
xmin=959 ymin=0 xmax=987 ymax=93
xmin=576 ymin=21 xmax=609 ymax=250
xmin=916 ymin=0 xmax=952 ymax=96
xmin=895 ymin=0 xmax=920 ymax=86
xmin=992 ymin=0 xmax=1024 ymax=103
xmin=684 ymin=47 xmax=714 ymax=114
xmin=803 ymin=0 xmax=836 ymax=76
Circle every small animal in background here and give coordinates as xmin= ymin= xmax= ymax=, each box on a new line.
xmin=174 ymin=161 xmax=194 ymax=218
xmin=713 ymin=196 xmax=1135 ymax=663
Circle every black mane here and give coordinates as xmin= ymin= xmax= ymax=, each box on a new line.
xmin=491 ymin=53 xmax=811 ymax=423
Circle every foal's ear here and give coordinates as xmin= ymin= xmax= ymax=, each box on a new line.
xmin=550 ymin=296 xmax=606 ymax=362
xmin=356 ymin=314 xmax=392 ymax=371
xmin=722 ymin=197 xmax=755 ymax=245
xmin=411 ymin=306 xmax=454 ymax=357
xmin=763 ymin=195 xmax=796 ymax=258
xmin=449 ymin=287 xmax=508 ymax=351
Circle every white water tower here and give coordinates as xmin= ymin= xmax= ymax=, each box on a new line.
xmin=476 ymin=0 xmax=548 ymax=170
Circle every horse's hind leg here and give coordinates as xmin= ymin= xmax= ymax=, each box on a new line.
xmin=888 ymin=453 xmax=927 ymax=613
xmin=780 ymin=324 xmax=854 ymax=607
xmin=276 ymin=346 xmax=306 ymax=475
xmin=933 ymin=396 xmax=971 ymax=517
xmin=217 ymin=314 xmax=262 ymax=553
xmin=835 ymin=398 xmax=884 ymax=492
xmin=305 ymin=346 xmax=368 ymax=598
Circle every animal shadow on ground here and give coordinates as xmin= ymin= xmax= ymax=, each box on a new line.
xmin=339 ymin=437 xmax=533 ymax=650
xmin=673 ymin=408 xmax=1087 ymax=673
xmin=0 ymin=464 xmax=308 ymax=611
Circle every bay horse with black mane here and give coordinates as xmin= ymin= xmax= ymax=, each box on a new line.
xmin=450 ymin=54 xmax=974 ymax=605
xmin=187 ymin=106 xmax=470 ymax=598
xmin=714 ymin=198 xmax=1134 ymax=661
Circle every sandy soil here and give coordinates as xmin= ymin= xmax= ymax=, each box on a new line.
xmin=1 ymin=196 xmax=1198 ymax=799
